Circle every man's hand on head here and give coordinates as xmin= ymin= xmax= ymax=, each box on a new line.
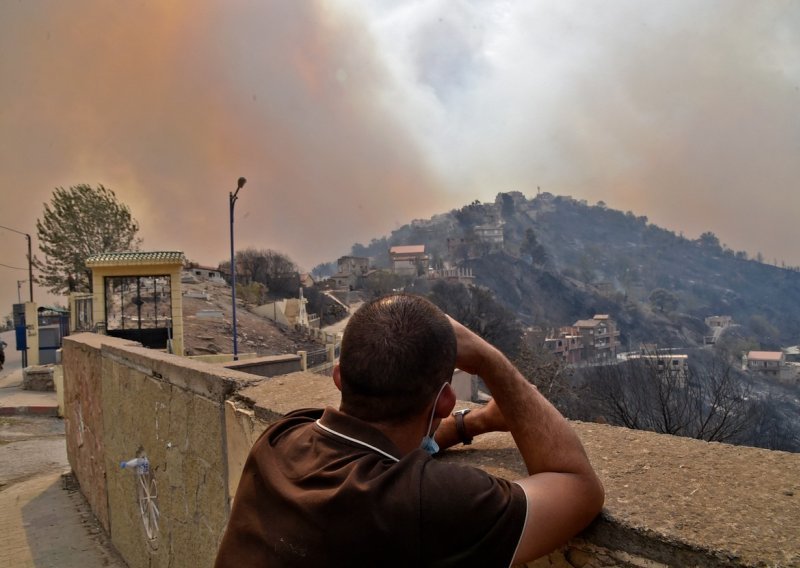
xmin=444 ymin=315 xmax=604 ymax=565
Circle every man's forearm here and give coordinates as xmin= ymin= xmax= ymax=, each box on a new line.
xmin=471 ymin=345 xmax=595 ymax=478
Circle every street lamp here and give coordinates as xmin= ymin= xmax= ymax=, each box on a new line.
xmin=229 ymin=177 xmax=247 ymax=361
xmin=0 ymin=224 xmax=33 ymax=302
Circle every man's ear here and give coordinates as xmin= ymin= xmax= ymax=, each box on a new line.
xmin=435 ymin=383 xmax=457 ymax=419
xmin=332 ymin=364 xmax=342 ymax=392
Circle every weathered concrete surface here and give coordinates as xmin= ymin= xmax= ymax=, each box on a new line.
xmin=444 ymin=425 xmax=799 ymax=567
xmin=238 ymin=376 xmax=800 ymax=567
xmin=225 ymin=372 xmax=340 ymax=497
xmin=235 ymin=371 xmax=340 ymax=423
xmin=63 ymin=333 xmax=134 ymax=532
xmin=63 ymin=334 xmax=262 ymax=568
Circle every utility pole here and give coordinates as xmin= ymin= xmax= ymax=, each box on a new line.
xmin=0 ymin=224 xmax=33 ymax=302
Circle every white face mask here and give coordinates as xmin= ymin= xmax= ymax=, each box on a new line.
xmin=420 ymin=382 xmax=448 ymax=455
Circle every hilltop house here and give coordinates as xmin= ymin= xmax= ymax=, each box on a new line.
xmin=545 ymin=314 xmax=620 ymax=364
xmin=331 ymin=256 xmax=369 ymax=290
xmin=744 ymin=351 xmax=785 ymax=377
xmin=622 ymin=350 xmax=690 ymax=385
xmin=573 ymin=315 xmax=620 ymax=361
xmin=474 ymin=223 xmax=504 ymax=246
xmin=544 ymin=331 xmax=582 ymax=365
xmin=389 ymin=245 xmax=429 ymax=277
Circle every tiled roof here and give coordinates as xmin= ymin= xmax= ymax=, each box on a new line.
xmin=574 ymin=319 xmax=601 ymax=328
xmin=390 ymin=245 xmax=425 ymax=255
xmin=747 ymin=351 xmax=783 ymax=361
xmin=86 ymin=251 xmax=185 ymax=266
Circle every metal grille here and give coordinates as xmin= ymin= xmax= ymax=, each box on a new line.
xmin=306 ymin=348 xmax=328 ymax=368
xmin=74 ymin=296 xmax=94 ymax=331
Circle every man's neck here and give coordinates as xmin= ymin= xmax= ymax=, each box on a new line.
xmin=339 ymin=407 xmax=430 ymax=457
xmin=370 ymin=420 xmax=429 ymax=456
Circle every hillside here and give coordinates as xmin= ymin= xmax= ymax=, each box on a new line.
xmin=343 ymin=192 xmax=800 ymax=349
xmin=181 ymin=279 xmax=319 ymax=357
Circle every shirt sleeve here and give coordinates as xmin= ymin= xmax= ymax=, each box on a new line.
xmin=419 ymin=459 xmax=527 ymax=568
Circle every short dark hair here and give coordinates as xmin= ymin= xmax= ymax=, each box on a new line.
xmin=338 ymin=294 xmax=457 ymax=424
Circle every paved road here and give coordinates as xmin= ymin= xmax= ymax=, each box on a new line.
xmin=321 ymin=301 xmax=363 ymax=334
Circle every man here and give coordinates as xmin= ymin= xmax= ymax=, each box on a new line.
xmin=215 ymin=294 xmax=603 ymax=567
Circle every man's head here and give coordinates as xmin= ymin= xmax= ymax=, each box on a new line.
xmin=336 ymin=293 xmax=457 ymax=424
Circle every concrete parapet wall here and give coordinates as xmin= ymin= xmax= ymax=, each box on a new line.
xmin=187 ymin=352 xmax=258 ymax=364
xmin=63 ymin=332 xmax=128 ymax=532
xmin=62 ymin=334 xmax=262 ymax=568
xmin=62 ymin=335 xmax=800 ymax=567
xmin=222 ymin=354 xmax=301 ymax=378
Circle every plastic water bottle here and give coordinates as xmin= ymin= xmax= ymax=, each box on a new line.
xmin=120 ymin=457 xmax=149 ymax=473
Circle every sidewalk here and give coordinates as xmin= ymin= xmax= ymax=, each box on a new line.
xmin=0 ymin=363 xmax=126 ymax=567
xmin=0 ymin=368 xmax=59 ymax=416
xmin=0 ymin=470 xmax=126 ymax=567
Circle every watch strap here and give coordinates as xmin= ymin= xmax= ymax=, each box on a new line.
xmin=454 ymin=410 xmax=473 ymax=445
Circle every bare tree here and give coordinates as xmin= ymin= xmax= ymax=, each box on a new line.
xmin=428 ymin=281 xmax=522 ymax=359
xmin=580 ymin=352 xmax=757 ymax=444
xmin=220 ymin=248 xmax=299 ymax=297
xmin=513 ymin=340 xmax=576 ymax=414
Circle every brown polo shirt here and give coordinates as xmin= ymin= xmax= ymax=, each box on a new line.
xmin=215 ymin=407 xmax=527 ymax=567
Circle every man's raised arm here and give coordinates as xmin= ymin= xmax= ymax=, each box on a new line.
xmin=440 ymin=318 xmax=605 ymax=564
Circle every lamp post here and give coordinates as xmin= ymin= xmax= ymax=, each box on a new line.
xmin=0 ymin=224 xmax=33 ymax=302
xmin=229 ymin=177 xmax=247 ymax=361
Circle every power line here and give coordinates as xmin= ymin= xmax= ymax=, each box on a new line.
xmin=0 ymin=262 xmax=27 ymax=270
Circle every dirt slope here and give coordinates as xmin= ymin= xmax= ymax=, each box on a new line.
xmin=181 ymin=279 xmax=319 ymax=357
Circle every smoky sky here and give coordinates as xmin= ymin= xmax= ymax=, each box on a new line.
xmin=1 ymin=0 xmax=799 ymax=309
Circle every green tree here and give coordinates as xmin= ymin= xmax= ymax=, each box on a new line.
xmin=35 ymin=184 xmax=141 ymax=294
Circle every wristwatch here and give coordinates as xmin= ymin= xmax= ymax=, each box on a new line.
xmin=452 ymin=409 xmax=473 ymax=445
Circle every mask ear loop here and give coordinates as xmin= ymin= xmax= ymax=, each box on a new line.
xmin=425 ymin=382 xmax=449 ymax=437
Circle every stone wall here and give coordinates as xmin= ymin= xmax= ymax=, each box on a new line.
xmin=62 ymin=334 xmax=260 ymax=568
xmin=63 ymin=333 xmax=120 ymax=532
xmin=62 ymin=334 xmax=800 ymax=568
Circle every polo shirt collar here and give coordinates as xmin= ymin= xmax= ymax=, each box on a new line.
xmin=316 ymin=407 xmax=403 ymax=463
